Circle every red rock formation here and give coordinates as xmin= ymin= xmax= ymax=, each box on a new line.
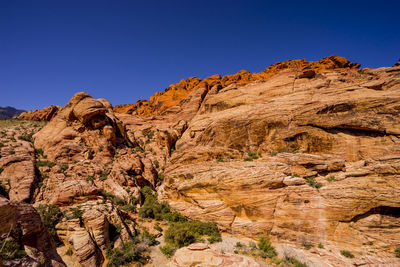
xmin=114 ymin=55 xmax=360 ymax=117
xmin=18 ymin=105 xmax=61 ymax=121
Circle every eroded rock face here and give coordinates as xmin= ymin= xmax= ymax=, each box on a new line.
xmin=0 ymin=196 xmax=66 ymax=266
xmin=5 ymin=56 xmax=400 ymax=266
xmin=34 ymin=92 xmax=126 ymax=164
xmin=168 ymin=243 xmax=265 ymax=267
xmin=159 ymin=62 xmax=400 ymax=257
xmin=18 ymin=105 xmax=61 ymax=121
xmin=114 ymin=55 xmax=360 ymax=117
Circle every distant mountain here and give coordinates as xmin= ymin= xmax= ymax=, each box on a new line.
xmin=0 ymin=106 xmax=26 ymax=119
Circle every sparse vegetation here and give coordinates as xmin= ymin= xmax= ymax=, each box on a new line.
xmin=164 ymin=221 xmax=221 ymax=249
xmin=284 ymin=256 xmax=308 ymax=267
xmin=327 ymin=175 xmax=335 ymax=182
xmin=65 ymin=247 xmax=73 ymax=256
xmin=9 ymin=150 xmax=15 ymax=155
xmin=340 ymin=250 xmax=355 ymax=258
xmin=395 ymin=246 xmax=400 ymax=258
xmin=257 ymin=235 xmax=277 ymax=258
xmin=318 ymin=243 xmax=324 ymax=249
xmin=244 ymin=152 xmax=262 ymax=161
xmin=60 ymin=164 xmax=68 ymax=172
xmin=216 ymin=156 xmax=224 ymax=162
xmin=159 ymin=244 xmax=175 ymax=258
xmin=0 ymin=238 xmax=27 ymax=260
xmin=36 ymin=204 xmax=63 ymax=244
xmin=153 ymin=160 xmax=159 ymax=169
xmin=18 ymin=132 xmax=34 ymax=143
xmin=106 ymin=241 xmax=148 ymax=267
xmin=304 ymin=176 xmax=322 ymax=189
xmin=36 ymin=160 xmax=55 ymax=168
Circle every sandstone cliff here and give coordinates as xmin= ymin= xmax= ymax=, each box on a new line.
xmin=2 ymin=56 xmax=400 ymax=266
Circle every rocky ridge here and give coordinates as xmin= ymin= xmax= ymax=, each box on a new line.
xmin=1 ymin=56 xmax=400 ymax=266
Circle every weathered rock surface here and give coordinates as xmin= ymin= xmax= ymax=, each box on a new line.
xmin=114 ymin=55 xmax=360 ymax=117
xmin=4 ymin=56 xmax=400 ymax=266
xmin=158 ymin=60 xmax=400 ymax=261
xmin=34 ymin=92 xmax=126 ymax=164
xmin=0 ymin=196 xmax=66 ymax=266
xmin=18 ymin=105 xmax=61 ymax=121
xmin=168 ymin=243 xmax=265 ymax=267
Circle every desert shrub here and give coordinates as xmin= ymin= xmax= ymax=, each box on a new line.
xmin=35 ymin=148 xmax=44 ymax=157
xmin=9 ymin=150 xmax=15 ymax=155
xmin=327 ymin=175 xmax=335 ymax=182
xmin=257 ymin=235 xmax=277 ymax=258
xmin=60 ymin=164 xmax=68 ymax=172
xmin=69 ymin=207 xmax=84 ymax=220
xmin=318 ymin=243 xmax=324 ymax=249
xmin=284 ymin=256 xmax=308 ymax=267
xmin=36 ymin=160 xmax=55 ymax=168
xmin=164 ymin=221 xmax=221 ymax=249
xmin=36 ymin=204 xmax=63 ymax=244
xmin=216 ymin=156 xmax=224 ymax=162
xmin=140 ymin=228 xmax=157 ymax=246
xmin=106 ymin=242 xmax=148 ymax=266
xmin=65 ymin=247 xmax=73 ymax=256
xmin=304 ymin=176 xmax=322 ymax=189
xmin=153 ymin=160 xmax=159 ymax=168
xmin=340 ymin=250 xmax=355 ymax=258
xmin=0 ymin=167 xmax=3 ymax=174
xmin=0 ymin=238 xmax=27 ymax=260
xmin=154 ymin=223 xmax=163 ymax=232
xmin=100 ymin=171 xmax=108 ymax=181
xmin=159 ymin=244 xmax=175 ymax=258
xmin=18 ymin=132 xmax=34 ymax=143
xmin=139 ymin=186 xmax=184 ymax=221
xmin=395 ymin=246 xmax=400 ymax=258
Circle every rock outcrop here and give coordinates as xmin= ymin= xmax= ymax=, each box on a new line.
xmin=18 ymin=105 xmax=61 ymax=121
xmin=168 ymin=243 xmax=265 ymax=267
xmin=157 ymin=59 xmax=400 ymax=262
xmin=114 ymin=55 xmax=360 ymax=117
xmin=3 ymin=56 xmax=400 ymax=266
xmin=0 ymin=196 xmax=66 ymax=266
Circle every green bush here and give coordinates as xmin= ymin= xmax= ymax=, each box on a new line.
xmin=9 ymin=150 xmax=15 ymax=155
xmin=60 ymin=164 xmax=68 ymax=172
xmin=18 ymin=132 xmax=34 ymax=143
xmin=36 ymin=160 xmax=55 ymax=168
xmin=257 ymin=235 xmax=276 ymax=258
xmin=69 ymin=207 xmax=84 ymax=220
xmin=65 ymin=247 xmax=73 ymax=256
xmin=395 ymin=246 xmax=400 ymax=258
xmin=327 ymin=175 xmax=335 ymax=182
xmin=154 ymin=223 xmax=163 ymax=232
xmin=164 ymin=221 xmax=221 ymax=248
xmin=284 ymin=256 xmax=308 ymax=267
xmin=153 ymin=160 xmax=159 ymax=169
xmin=139 ymin=186 xmax=181 ymax=221
xmin=36 ymin=204 xmax=63 ymax=244
xmin=304 ymin=176 xmax=322 ymax=189
xmin=35 ymin=148 xmax=44 ymax=157
xmin=340 ymin=250 xmax=355 ymax=258
xmin=140 ymin=228 xmax=157 ymax=246
xmin=159 ymin=244 xmax=175 ymax=258
xmin=106 ymin=242 xmax=148 ymax=266
xmin=0 ymin=238 xmax=27 ymax=260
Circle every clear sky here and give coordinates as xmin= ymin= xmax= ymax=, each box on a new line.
xmin=1 ymin=0 xmax=399 ymax=110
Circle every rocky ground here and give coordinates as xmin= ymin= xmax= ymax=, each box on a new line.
xmin=1 ymin=56 xmax=400 ymax=266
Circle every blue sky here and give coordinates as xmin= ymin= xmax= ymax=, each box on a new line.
xmin=1 ymin=0 xmax=399 ymax=110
